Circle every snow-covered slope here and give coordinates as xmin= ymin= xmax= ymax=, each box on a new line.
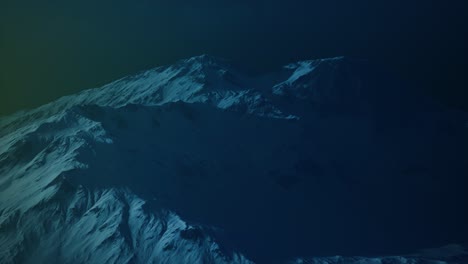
xmin=289 ymin=244 xmax=468 ymax=264
xmin=1 ymin=55 xmax=467 ymax=264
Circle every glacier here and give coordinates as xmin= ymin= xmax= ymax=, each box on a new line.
xmin=0 ymin=55 xmax=467 ymax=263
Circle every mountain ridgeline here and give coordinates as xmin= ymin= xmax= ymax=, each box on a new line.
xmin=0 ymin=55 xmax=467 ymax=263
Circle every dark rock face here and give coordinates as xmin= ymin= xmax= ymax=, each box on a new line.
xmin=0 ymin=55 xmax=467 ymax=263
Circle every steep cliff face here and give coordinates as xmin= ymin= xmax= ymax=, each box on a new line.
xmin=1 ymin=55 xmax=467 ymax=263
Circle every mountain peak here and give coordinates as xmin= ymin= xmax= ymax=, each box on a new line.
xmin=179 ymin=54 xmax=230 ymax=67
xmin=1 ymin=55 xmax=467 ymax=264
xmin=283 ymin=56 xmax=347 ymax=70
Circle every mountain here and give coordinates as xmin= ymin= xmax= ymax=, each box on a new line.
xmin=1 ymin=55 xmax=467 ymax=264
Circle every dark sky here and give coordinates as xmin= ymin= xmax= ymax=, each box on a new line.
xmin=1 ymin=0 xmax=467 ymax=116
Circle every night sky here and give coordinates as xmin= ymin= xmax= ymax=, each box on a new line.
xmin=1 ymin=0 xmax=467 ymax=116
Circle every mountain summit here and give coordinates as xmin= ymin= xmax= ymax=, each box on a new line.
xmin=1 ymin=56 xmax=467 ymax=264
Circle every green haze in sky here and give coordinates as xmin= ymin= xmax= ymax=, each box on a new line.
xmin=1 ymin=0 xmax=467 ymax=116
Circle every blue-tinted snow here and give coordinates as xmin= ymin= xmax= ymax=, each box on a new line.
xmin=0 ymin=55 xmax=467 ymax=264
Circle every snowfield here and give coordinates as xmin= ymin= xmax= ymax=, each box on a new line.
xmin=0 ymin=55 xmax=467 ymax=263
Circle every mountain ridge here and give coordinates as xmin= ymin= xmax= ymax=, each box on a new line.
xmin=1 ymin=55 xmax=467 ymax=263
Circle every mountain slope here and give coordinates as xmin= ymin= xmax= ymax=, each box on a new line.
xmin=1 ymin=55 xmax=467 ymax=263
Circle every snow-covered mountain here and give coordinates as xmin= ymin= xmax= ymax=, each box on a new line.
xmin=1 ymin=55 xmax=467 ymax=264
